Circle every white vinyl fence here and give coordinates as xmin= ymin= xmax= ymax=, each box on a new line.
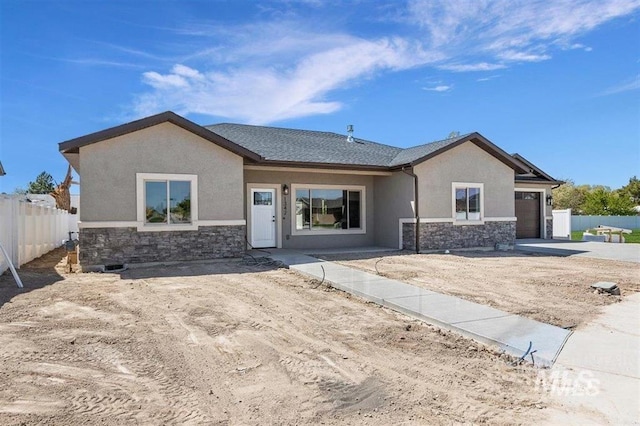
xmin=0 ymin=195 xmax=70 ymax=273
xmin=552 ymin=209 xmax=572 ymax=239
xmin=572 ymin=215 xmax=640 ymax=230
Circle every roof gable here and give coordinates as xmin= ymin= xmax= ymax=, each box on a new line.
xmin=388 ymin=133 xmax=472 ymax=167
xmin=390 ymin=132 xmax=528 ymax=173
xmin=512 ymin=153 xmax=563 ymax=184
xmin=58 ymin=111 xmax=261 ymax=162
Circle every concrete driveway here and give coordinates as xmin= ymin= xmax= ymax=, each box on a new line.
xmin=544 ymin=293 xmax=640 ymax=425
xmin=516 ymin=239 xmax=640 ymax=263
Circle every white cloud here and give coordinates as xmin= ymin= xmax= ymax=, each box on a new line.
xmin=476 ymin=75 xmax=501 ymax=82
xmin=423 ymin=84 xmax=452 ymax=92
xmin=563 ymin=43 xmax=593 ymax=52
xmin=439 ymin=62 xmax=507 ymax=72
xmin=407 ymin=0 xmax=640 ymax=67
xmin=143 ymin=70 xmax=189 ymax=89
xmin=498 ymin=51 xmax=552 ymax=62
xmin=130 ymin=0 xmax=640 ymax=123
xmin=599 ymin=75 xmax=640 ymax=96
xmin=134 ymin=36 xmax=437 ymax=124
xmin=58 ymin=58 xmax=145 ymax=69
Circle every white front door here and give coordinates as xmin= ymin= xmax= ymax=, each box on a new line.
xmin=250 ymin=188 xmax=276 ymax=248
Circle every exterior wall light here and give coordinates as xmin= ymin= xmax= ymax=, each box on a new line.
xmin=282 ymin=184 xmax=289 ymax=196
xmin=546 ymin=194 xmax=553 ymax=206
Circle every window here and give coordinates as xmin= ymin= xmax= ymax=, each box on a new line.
xmin=253 ymin=191 xmax=273 ymax=206
xmin=136 ymin=173 xmax=198 ymax=231
xmin=293 ymin=185 xmax=364 ymax=234
xmin=515 ymin=191 xmax=539 ymax=200
xmin=453 ymin=183 xmax=483 ymax=222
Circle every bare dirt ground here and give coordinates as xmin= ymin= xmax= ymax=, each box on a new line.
xmin=319 ymin=250 xmax=640 ymax=329
xmin=0 ymin=248 xmax=562 ymax=425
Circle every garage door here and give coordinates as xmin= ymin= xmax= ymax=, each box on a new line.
xmin=515 ymin=192 xmax=541 ymax=238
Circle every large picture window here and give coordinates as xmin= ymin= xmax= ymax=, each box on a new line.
xmin=293 ymin=185 xmax=364 ymax=234
xmin=136 ymin=173 xmax=198 ymax=231
xmin=453 ymin=183 xmax=483 ymax=222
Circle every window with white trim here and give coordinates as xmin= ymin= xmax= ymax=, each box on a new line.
xmin=453 ymin=183 xmax=483 ymax=221
xmin=293 ymin=185 xmax=365 ymax=234
xmin=136 ymin=173 xmax=198 ymax=231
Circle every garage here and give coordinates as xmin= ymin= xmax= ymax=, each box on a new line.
xmin=515 ymin=191 xmax=541 ymax=238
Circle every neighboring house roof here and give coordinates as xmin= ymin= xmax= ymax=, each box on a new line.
xmin=0 ymin=161 xmax=5 ymax=176
xmin=512 ymin=153 xmax=563 ymax=184
xmin=59 ymin=111 xmax=539 ymax=175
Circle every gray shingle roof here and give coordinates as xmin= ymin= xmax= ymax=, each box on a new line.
xmin=206 ymin=123 xmax=402 ymax=167
xmin=207 ymin=124 xmax=477 ymax=169
xmin=58 ymin=111 xmax=533 ymax=175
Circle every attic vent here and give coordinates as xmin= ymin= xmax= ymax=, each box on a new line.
xmin=347 ymin=124 xmax=354 ymax=143
xmin=448 ymin=131 xmax=460 ymax=139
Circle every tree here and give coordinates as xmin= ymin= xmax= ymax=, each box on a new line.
xmin=618 ymin=176 xmax=640 ymax=205
xmin=582 ymin=187 xmax=636 ymax=216
xmin=50 ymin=165 xmax=73 ymax=211
xmin=551 ymin=179 xmax=589 ymax=212
xmin=27 ymin=171 xmax=55 ymax=194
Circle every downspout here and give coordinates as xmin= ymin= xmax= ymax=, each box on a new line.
xmin=402 ymin=166 xmax=420 ymax=253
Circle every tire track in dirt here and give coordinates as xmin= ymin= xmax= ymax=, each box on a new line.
xmin=2 ymin=258 xmax=559 ymax=425
xmin=105 ymin=280 xmax=230 ymax=424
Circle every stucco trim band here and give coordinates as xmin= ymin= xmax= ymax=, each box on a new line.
xmin=79 ymin=220 xmax=246 ymax=229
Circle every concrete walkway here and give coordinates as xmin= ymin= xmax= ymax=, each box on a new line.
xmin=267 ymin=250 xmax=572 ymax=367
xmin=516 ymin=239 xmax=640 ymax=263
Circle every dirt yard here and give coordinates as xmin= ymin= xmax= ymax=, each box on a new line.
xmin=0 ymin=248 xmax=582 ymax=425
xmin=319 ymin=250 xmax=640 ymax=329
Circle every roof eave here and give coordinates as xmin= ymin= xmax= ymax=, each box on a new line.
xmin=246 ymin=159 xmax=391 ymax=172
xmin=515 ymin=177 xmax=565 ymax=185
xmin=58 ymin=111 xmax=262 ymax=162
xmin=512 ymin=153 xmax=559 ymax=183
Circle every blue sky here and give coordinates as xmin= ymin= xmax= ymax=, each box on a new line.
xmin=1 ymin=0 xmax=639 ymax=194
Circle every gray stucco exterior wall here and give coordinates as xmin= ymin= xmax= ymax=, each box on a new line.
xmin=79 ymin=122 xmax=244 ymax=222
xmin=244 ymin=169 xmax=375 ymax=249
xmin=373 ymin=172 xmax=414 ymax=248
xmin=414 ymin=142 xmax=515 ymax=219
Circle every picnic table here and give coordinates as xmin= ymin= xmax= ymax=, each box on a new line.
xmin=585 ymin=225 xmax=632 ymax=243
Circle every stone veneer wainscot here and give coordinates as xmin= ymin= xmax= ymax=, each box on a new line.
xmin=79 ymin=225 xmax=246 ymax=267
xmin=545 ymin=219 xmax=553 ymax=240
xmin=402 ymin=221 xmax=516 ymax=251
